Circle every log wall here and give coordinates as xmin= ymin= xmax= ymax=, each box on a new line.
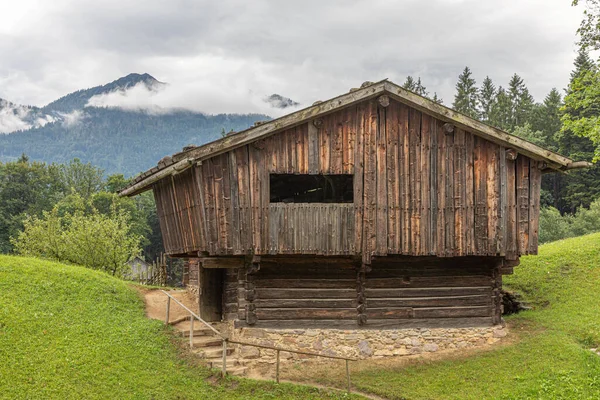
xmin=232 ymin=256 xmax=499 ymax=329
xmin=154 ymin=97 xmax=541 ymax=259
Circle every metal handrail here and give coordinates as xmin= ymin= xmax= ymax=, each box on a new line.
xmin=160 ymin=290 xmax=223 ymax=338
xmin=160 ymin=290 xmax=356 ymax=392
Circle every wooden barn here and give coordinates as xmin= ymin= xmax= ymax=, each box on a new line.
xmin=121 ymin=80 xmax=586 ymax=330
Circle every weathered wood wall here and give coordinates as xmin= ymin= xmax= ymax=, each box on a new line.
xmin=153 ymin=97 xmax=541 ymax=260
xmin=232 ymin=256 xmax=499 ymax=328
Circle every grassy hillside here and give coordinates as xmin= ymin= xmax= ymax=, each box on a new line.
xmin=0 ymin=255 xmax=354 ymax=399
xmin=288 ymin=234 xmax=600 ymax=399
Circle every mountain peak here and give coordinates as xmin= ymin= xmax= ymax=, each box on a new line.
xmin=42 ymin=73 xmax=165 ymax=114
xmin=264 ymin=94 xmax=300 ymax=109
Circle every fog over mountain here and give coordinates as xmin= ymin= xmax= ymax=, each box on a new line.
xmin=0 ymin=73 xmax=299 ymax=176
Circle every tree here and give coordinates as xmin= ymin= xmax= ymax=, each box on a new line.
xmin=512 ymin=124 xmax=547 ymax=147
xmin=525 ymin=88 xmax=563 ymax=153
xmin=12 ymin=205 xmax=141 ymax=277
xmin=59 ymin=158 xmax=104 ymax=199
xmin=489 ymin=86 xmax=512 ymax=130
xmin=507 ymin=74 xmax=534 ymax=131
xmin=0 ymin=156 xmax=65 ymax=252
xmin=452 ymin=67 xmax=479 ymax=118
xmin=571 ymin=46 xmax=596 ymax=80
xmin=573 ymin=0 xmax=600 ymax=50
xmin=479 ymin=76 xmax=496 ymax=122
xmin=403 ymin=76 xmax=428 ymax=96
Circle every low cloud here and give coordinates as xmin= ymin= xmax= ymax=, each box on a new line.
xmin=86 ymin=55 xmax=304 ymax=117
xmin=0 ymin=107 xmax=32 ymax=133
xmin=60 ymin=109 xmax=85 ymax=127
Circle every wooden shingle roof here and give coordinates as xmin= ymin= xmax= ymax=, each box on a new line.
xmin=121 ymin=79 xmax=589 ymax=197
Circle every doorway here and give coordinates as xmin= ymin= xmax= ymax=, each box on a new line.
xmin=198 ymin=266 xmax=223 ymax=322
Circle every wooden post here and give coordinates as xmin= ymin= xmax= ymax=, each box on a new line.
xmin=276 ymin=350 xmax=280 ymax=383
xmin=222 ymin=339 xmax=227 ymax=377
xmin=346 ymin=359 xmax=351 ymax=393
xmin=189 ymin=315 xmax=194 ymax=349
xmin=165 ymin=296 xmax=171 ymax=325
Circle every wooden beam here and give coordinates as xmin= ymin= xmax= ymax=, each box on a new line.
xmin=200 ymin=257 xmax=245 ymax=269
xmin=120 ymin=159 xmax=193 ymax=196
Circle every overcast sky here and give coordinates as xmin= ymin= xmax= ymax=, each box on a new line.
xmin=0 ymin=0 xmax=586 ymax=115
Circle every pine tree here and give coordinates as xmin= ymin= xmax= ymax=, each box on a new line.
xmin=530 ymin=88 xmax=562 ymax=150
xmin=507 ymin=74 xmax=534 ymax=131
xmin=489 ymin=86 xmax=512 ymax=130
xmin=432 ymin=93 xmax=443 ymax=104
xmin=403 ymin=76 xmax=416 ymax=91
xmin=452 ymin=67 xmax=479 ymax=118
xmin=402 ymin=76 xmax=428 ymax=96
xmin=479 ymin=76 xmax=496 ymax=122
xmin=571 ymin=47 xmax=596 ymax=80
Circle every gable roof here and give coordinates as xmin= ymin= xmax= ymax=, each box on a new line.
xmin=120 ymin=79 xmax=590 ymax=197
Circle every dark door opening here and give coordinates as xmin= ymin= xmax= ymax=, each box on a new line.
xmin=198 ymin=267 xmax=223 ymax=322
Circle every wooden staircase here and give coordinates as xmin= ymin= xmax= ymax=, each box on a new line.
xmin=172 ymin=320 xmax=247 ymax=376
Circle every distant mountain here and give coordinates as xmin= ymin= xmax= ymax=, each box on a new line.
xmin=0 ymin=74 xmax=271 ymax=176
xmin=264 ymin=94 xmax=300 ymax=109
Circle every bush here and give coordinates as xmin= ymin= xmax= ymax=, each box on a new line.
xmin=539 ymin=198 xmax=600 ymax=243
xmin=12 ymin=205 xmax=141 ymax=276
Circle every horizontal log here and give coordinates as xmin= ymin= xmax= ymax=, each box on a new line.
xmin=234 ymin=316 xmax=495 ymax=330
xmin=256 ymin=279 xmax=356 ymax=289
xmin=365 ymin=287 xmax=491 ymax=298
xmin=254 ymin=299 xmax=356 ymax=308
xmin=367 ymin=295 xmax=491 ymax=308
xmin=201 ymin=257 xmax=245 ymax=269
xmin=413 ymin=306 xmax=492 ymax=318
xmin=365 ymin=276 xmax=493 ymax=288
xmin=256 ymin=308 xmax=357 ymax=320
xmin=368 ymin=308 xmax=414 ymax=319
xmin=256 ymin=288 xmax=356 ymax=299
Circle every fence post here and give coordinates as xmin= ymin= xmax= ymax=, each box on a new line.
xmin=165 ymin=296 xmax=171 ymax=326
xmin=189 ymin=315 xmax=194 ymax=349
xmin=222 ymin=339 xmax=227 ymax=377
xmin=276 ymin=350 xmax=280 ymax=384
xmin=346 ymin=359 xmax=350 ymax=393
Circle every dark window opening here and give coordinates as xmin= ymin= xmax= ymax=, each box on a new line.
xmin=270 ymin=174 xmax=354 ymax=203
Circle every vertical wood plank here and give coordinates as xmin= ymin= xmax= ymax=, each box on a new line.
xmin=464 ymin=132 xmax=475 ymax=255
xmin=399 ymin=104 xmax=411 ymax=254
xmin=354 ymin=104 xmax=365 ymax=255
xmin=409 ymin=109 xmax=422 ymax=255
xmin=505 ymin=154 xmax=517 ymax=259
xmin=420 ymin=114 xmax=431 ymax=255
xmin=376 ymin=103 xmax=388 ymax=256
xmin=529 ymin=161 xmax=541 ymax=254
xmin=473 ymin=136 xmax=488 ymax=255
xmin=516 ymin=156 xmax=530 ymax=255
xmin=386 ymin=101 xmax=399 ymax=253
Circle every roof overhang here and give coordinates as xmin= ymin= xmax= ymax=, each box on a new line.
xmin=120 ymin=79 xmax=590 ymax=197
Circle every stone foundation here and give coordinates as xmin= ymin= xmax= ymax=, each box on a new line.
xmin=229 ymin=325 xmax=507 ymax=365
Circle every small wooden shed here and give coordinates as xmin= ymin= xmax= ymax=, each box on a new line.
xmin=121 ymin=80 xmax=585 ymax=330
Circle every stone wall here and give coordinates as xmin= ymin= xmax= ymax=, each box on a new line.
xmin=229 ymin=325 xmax=507 ymax=366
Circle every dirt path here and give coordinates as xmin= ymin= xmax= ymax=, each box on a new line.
xmin=136 ymin=287 xmax=199 ymax=324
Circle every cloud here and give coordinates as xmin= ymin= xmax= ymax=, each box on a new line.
xmin=0 ymin=105 xmax=32 ymax=133
xmin=59 ymin=109 xmax=85 ymax=127
xmin=0 ymin=0 xmax=586 ymax=111
xmin=86 ymin=54 xmax=303 ymax=116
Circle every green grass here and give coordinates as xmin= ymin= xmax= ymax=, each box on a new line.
xmin=0 ymin=255 xmax=358 ymax=400
xmin=341 ymin=233 xmax=600 ymax=399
